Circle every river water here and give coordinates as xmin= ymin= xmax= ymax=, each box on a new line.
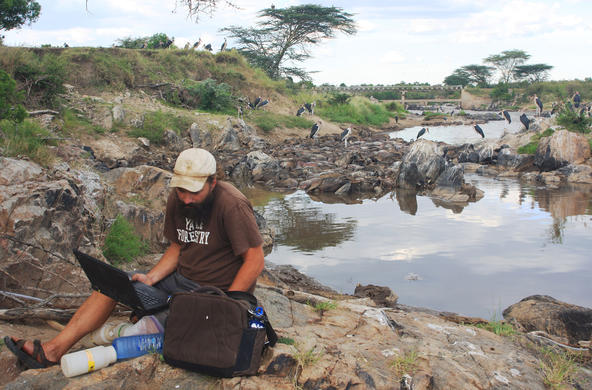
xmin=243 ymin=114 xmax=592 ymax=318
xmin=391 ymin=110 xmax=525 ymax=144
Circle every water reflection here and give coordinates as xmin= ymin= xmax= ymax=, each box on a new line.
xmin=247 ymin=175 xmax=592 ymax=317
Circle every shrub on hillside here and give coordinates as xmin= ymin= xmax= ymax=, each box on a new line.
xmin=556 ymin=102 xmax=591 ymax=134
xmin=0 ymin=119 xmax=55 ymax=165
xmin=185 ymin=78 xmax=234 ymax=112
xmin=0 ymin=70 xmax=27 ymax=122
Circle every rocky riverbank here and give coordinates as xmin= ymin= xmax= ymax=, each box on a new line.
xmin=1 ymin=87 xmax=592 ymax=389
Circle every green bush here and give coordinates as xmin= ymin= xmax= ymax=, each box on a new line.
xmin=13 ymin=53 xmax=66 ymax=107
xmin=0 ymin=118 xmax=55 ymax=165
xmin=183 ymin=78 xmax=234 ymax=112
xmin=102 ymin=215 xmax=148 ymax=264
xmin=0 ymin=69 xmax=27 ymax=122
xmin=128 ymin=110 xmax=193 ymax=144
xmin=517 ymin=128 xmax=555 ymax=154
xmin=556 ymin=102 xmax=591 ymax=134
xmin=317 ymin=97 xmax=392 ymax=126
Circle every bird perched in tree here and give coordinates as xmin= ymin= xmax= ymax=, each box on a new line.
xmin=304 ymin=101 xmax=316 ymax=115
xmin=473 ymin=123 xmax=485 ymax=138
xmin=310 ymin=121 xmax=321 ymax=139
xmin=416 ymin=127 xmax=429 ymax=140
xmin=220 ymin=38 xmax=227 ymax=52
xmin=340 ymin=127 xmax=352 ymax=147
xmin=534 ymin=94 xmax=543 ymax=116
xmin=204 ymin=43 xmax=212 ymax=51
xmin=500 ymin=110 xmax=511 ymax=124
xmin=296 ymin=106 xmax=305 ymax=116
xmin=520 ymin=113 xmax=530 ymax=130
xmin=193 ymin=38 xmax=202 ymax=49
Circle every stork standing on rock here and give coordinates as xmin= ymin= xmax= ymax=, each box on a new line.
xmin=473 ymin=123 xmax=485 ymax=138
xmin=310 ymin=121 xmax=321 ymax=139
xmin=340 ymin=127 xmax=352 ymax=147
xmin=520 ymin=113 xmax=530 ymax=130
xmin=500 ymin=110 xmax=511 ymax=124
xmin=534 ymin=94 xmax=543 ymax=116
xmin=416 ymin=127 xmax=429 ymax=140
xmin=304 ymin=101 xmax=316 ymax=115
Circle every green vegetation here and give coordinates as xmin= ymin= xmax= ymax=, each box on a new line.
xmin=181 ymin=78 xmax=234 ymax=112
xmin=555 ymin=103 xmax=592 ymax=134
xmin=102 ymin=215 xmax=148 ymax=264
xmin=312 ymin=300 xmax=337 ymax=312
xmin=0 ymin=69 xmax=27 ymax=122
xmin=277 ymin=337 xmax=295 ymax=345
xmin=0 ymin=119 xmax=55 ymax=165
xmin=128 ymin=110 xmax=193 ymax=144
xmin=518 ymin=128 xmax=556 ymax=155
xmin=250 ymin=111 xmax=313 ymax=133
xmin=423 ymin=112 xmax=448 ymax=120
xmin=317 ymin=96 xmax=392 ymax=126
xmin=391 ymin=349 xmax=419 ymax=378
xmin=62 ymin=109 xmax=105 ymax=136
xmin=0 ymin=0 xmax=41 ymax=31
xmin=294 ymin=345 xmax=322 ymax=368
xmin=475 ymin=320 xmax=515 ymax=336
xmin=539 ymin=347 xmax=577 ymax=389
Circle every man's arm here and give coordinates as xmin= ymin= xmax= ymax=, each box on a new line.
xmin=227 ymin=245 xmax=265 ymax=292
xmin=131 ymin=242 xmax=181 ymax=286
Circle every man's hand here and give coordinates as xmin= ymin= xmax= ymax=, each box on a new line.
xmin=131 ymin=273 xmax=154 ymax=286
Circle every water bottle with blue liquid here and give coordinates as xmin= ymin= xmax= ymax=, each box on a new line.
xmin=248 ymin=306 xmax=265 ymax=329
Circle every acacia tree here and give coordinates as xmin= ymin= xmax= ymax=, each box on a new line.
xmin=0 ymin=0 xmax=41 ymax=31
xmin=484 ymin=49 xmax=530 ymax=84
xmin=221 ymin=4 xmax=356 ymax=80
xmin=513 ymin=64 xmax=553 ymax=83
xmin=444 ymin=65 xmax=493 ymax=87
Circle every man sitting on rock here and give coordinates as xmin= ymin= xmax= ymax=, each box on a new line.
xmin=5 ymin=148 xmax=265 ymax=369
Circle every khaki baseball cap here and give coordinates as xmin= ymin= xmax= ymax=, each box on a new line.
xmin=169 ymin=148 xmax=216 ymax=192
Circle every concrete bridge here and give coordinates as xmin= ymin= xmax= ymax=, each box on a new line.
xmin=314 ymin=84 xmax=465 ymax=106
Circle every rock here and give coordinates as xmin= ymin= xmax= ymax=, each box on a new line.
xmin=397 ymin=140 xmax=446 ymax=189
xmin=216 ymin=126 xmax=241 ymax=151
xmin=435 ymin=164 xmax=464 ymax=189
xmin=112 ymin=104 xmax=125 ymax=122
xmin=0 ymin=157 xmax=45 ymax=185
xmin=534 ymin=130 xmax=591 ymax=171
xmin=354 ymin=284 xmax=398 ymax=307
xmin=163 ymin=129 xmax=186 ymax=153
xmin=562 ymin=164 xmax=592 ymax=184
xmin=503 ymin=295 xmax=592 ymax=344
xmin=87 ymin=138 xmax=143 ymax=169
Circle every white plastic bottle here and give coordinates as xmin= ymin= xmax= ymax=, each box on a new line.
xmin=61 ymin=345 xmax=117 ymax=377
xmin=82 ymin=321 xmax=132 ymax=347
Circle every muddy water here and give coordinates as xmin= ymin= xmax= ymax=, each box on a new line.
xmin=244 ymin=175 xmax=592 ymax=318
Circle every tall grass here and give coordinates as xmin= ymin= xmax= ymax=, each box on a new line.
xmin=0 ymin=119 xmax=55 ymax=165
xmin=317 ymin=96 xmax=393 ymax=126
xmin=250 ymin=111 xmax=313 ymax=133
xmin=128 ymin=110 xmax=193 ymax=144
xmin=102 ymin=215 xmax=148 ymax=264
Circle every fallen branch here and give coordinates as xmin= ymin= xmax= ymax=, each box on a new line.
xmin=134 ymin=82 xmax=170 ymax=88
xmin=0 ymin=307 xmax=77 ymax=322
xmin=27 ymin=109 xmax=60 ymax=116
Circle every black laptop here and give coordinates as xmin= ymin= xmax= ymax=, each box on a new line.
xmin=73 ymin=250 xmax=170 ymax=314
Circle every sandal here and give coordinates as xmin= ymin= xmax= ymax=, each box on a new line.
xmin=4 ymin=336 xmax=58 ymax=370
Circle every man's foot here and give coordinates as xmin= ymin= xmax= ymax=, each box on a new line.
xmin=3 ymin=336 xmax=58 ymax=370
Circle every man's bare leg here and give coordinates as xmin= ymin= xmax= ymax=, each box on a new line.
xmin=17 ymin=291 xmax=117 ymax=363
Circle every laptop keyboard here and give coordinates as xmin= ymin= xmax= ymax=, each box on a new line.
xmin=136 ymin=289 xmax=162 ymax=306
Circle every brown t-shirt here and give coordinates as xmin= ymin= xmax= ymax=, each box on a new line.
xmin=163 ymin=181 xmax=263 ymax=292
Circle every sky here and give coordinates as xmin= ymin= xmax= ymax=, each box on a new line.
xmin=3 ymin=0 xmax=591 ymax=86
